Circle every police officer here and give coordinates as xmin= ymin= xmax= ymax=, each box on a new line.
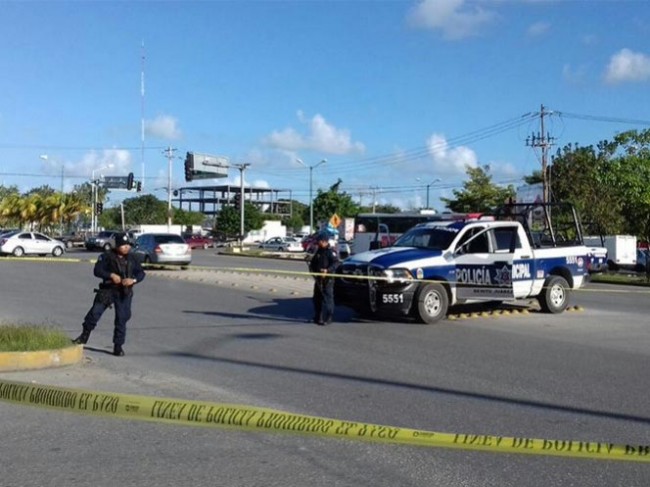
xmin=308 ymin=232 xmax=339 ymax=325
xmin=73 ymin=232 xmax=146 ymax=356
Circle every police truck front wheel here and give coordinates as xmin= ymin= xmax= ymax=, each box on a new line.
xmin=415 ymin=283 xmax=448 ymax=324
xmin=538 ymin=275 xmax=570 ymax=314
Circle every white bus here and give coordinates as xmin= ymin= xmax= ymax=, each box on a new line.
xmin=350 ymin=211 xmax=483 ymax=254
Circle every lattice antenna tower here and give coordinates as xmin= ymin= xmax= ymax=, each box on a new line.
xmin=140 ymin=40 xmax=146 ymax=191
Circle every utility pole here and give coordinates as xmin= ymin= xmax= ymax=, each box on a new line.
xmin=295 ymin=158 xmax=327 ymax=233
xmin=370 ymin=186 xmax=379 ymax=213
xmin=60 ymin=164 xmax=64 ymax=233
xmin=526 ymin=104 xmax=555 ymax=204
xmin=164 ymin=146 xmax=176 ymax=232
xmin=234 ymin=163 xmax=250 ymax=249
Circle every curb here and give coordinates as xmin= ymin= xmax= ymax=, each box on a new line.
xmin=0 ymin=344 xmax=83 ymax=372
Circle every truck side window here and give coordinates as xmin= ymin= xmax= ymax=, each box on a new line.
xmin=468 ymin=234 xmax=490 ymax=253
xmin=493 ymin=227 xmax=521 ymax=253
xmin=457 ymin=227 xmax=489 ymax=254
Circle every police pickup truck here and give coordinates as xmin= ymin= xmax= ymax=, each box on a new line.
xmin=335 ymin=203 xmax=603 ymax=324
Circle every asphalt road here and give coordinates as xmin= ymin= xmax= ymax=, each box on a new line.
xmin=1 ymin=257 xmax=649 ymax=487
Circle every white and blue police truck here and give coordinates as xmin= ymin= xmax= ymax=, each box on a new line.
xmin=335 ymin=203 xmax=605 ymax=324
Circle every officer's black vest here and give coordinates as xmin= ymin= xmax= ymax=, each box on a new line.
xmin=103 ymin=251 xmax=135 ymax=280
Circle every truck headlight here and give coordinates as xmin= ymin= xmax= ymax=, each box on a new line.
xmin=384 ymin=268 xmax=413 ymax=284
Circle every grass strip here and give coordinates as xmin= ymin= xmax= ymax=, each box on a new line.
xmin=591 ymin=273 xmax=650 ymax=287
xmin=0 ymin=325 xmax=72 ymax=352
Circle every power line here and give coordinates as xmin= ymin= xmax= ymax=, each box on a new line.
xmin=0 ymin=144 xmax=166 ymax=151
xmin=557 ymin=112 xmax=650 ymax=126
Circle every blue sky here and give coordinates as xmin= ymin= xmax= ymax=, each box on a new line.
xmin=1 ymin=0 xmax=649 ymax=211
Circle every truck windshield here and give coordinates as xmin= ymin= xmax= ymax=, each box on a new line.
xmin=393 ymin=226 xmax=458 ymax=250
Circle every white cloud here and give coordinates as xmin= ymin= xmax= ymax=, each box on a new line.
xmin=61 ymin=149 xmax=132 ymax=179
xmin=426 ymin=133 xmax=478 ymax=175
xmin=407 ymin=0 xmax=497 ymax=40
xmin=526 ymin=21 xmax=550 ymax=38
xmin=562 ymin=63 xmax=588 ymax=85
xmin=604 ymin=48 xmax=650 ymax=85
xmin=145 ymin=115 xmax=182 ymax=140
xmin=263 ymin=112 xmax=365 ymax=155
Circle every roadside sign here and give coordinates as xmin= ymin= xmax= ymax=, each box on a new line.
xmin=103 ymin=176 xmax=130 ymax=189
xmin=190 ymin=153 xmax=229 ymax=178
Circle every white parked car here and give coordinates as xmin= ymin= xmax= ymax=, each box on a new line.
xmin=258 ymin=236 xmax=304 ymax=252
xmin=0 ymin=231 xmax=66 ymax=257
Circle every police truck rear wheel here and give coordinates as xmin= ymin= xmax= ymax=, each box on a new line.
xmin=538 ymin=276 xmax=570 ymax=314
xmin=416 ymin=283 xmax=448 ymax=324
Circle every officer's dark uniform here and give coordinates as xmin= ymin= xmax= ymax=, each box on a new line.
xmin=309 ymin=235 xmax=339 ymax=325
xmin=73 ymin=233 xmax=146 ymax=355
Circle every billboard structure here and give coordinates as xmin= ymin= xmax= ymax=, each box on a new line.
xmin=186 ymin=152 xmax=229 ymax=180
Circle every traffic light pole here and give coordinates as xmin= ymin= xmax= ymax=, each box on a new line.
xmin=164 ymin=146 xmax=176 ymax=232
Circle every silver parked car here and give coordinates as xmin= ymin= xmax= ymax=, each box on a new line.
xmin=85 ymin=230 xmax=121 ymax=251
xmin=258 ymin=236 xmax=304 ymax=252
xmin=133 ymin=233 xmax=192 ymax=266
xmin=0 ymin=231 xmax=66 ymax=257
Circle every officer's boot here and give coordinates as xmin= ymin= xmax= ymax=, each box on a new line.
xmin=113 ymin=345 xmax=125 ymax=357
xmin=72 ymin=329 xmax=91 ymax=345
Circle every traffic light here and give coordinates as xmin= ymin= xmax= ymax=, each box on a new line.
xmin=234 ymin=193 xmax=241 ymax=210
xmin=96 ymin=202 xmax=103 ymax=215
xmin=184 ymin=152 xmax=194 ymax=182
xmin=136 ymin=181 xmax=142 ymax=192
xmin=127 ymin=172 xmax=134 ymax=190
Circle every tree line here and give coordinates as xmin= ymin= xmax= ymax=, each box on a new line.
xmin=2 ymin=129 xmax=648 ymax=242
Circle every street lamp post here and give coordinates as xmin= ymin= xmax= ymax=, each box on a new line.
xmin=40 ymin=155 xmax=65 ymax=234
xmin=426 ymin=178 xmax=442 ymax=209
xmin=296 ymin=158 xmax=327 ymax=233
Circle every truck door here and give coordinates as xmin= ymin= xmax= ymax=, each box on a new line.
xmin=454 ymin=225 xmax=532 ymax=300
xmin=454 ymin=226 xmax=506 ymax=300
xmin=491 ymin=226 xmax=534 ymax=299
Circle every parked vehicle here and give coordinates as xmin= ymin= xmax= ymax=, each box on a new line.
xmin=335 ymin=203 xmax=598 ymax=324
xmin=583 ymin=235 xmax=637 ymax=270
xmin=184 ymin=234 xmax=214 ymax=249
xmin=133 ymin=233 xmax=192 ymax=266
xmin=258 ymin=236 xmax=304 ymax=252
xmin=85 ymin=230 xmax=122 ymax=251
xmin=0 ymin=231 xmax=66 ymax=257
xmin=303 ymin=233 xmax=350 ymax=260
xmin=56 ymin=231 xmax=88 ymax=249
xmin=635 ymin=248 xmax=649 ymax=273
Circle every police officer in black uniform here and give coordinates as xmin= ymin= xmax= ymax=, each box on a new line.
xmin=73 ymin=232 xmax=146 ymax=356
xmin=308 ymin=232 xmax=339 ymax=325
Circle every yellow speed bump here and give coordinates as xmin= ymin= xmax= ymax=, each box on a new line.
xmin=0 ymin=379 xmax=648 ymax=463
xmin=0 ymin=345 xmax=83 ymax=372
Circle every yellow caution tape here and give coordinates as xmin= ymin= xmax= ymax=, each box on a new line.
xmin=1 ymin=379 xmax=648 ymax=463
xmin=210 ymin=266 xmax=650 ymax=294
xmin=3 ymin=257 xmax=649 ymax=293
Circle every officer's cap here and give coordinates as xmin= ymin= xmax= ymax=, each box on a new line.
xmin=114 ymin=233 xmax=131 ymax=246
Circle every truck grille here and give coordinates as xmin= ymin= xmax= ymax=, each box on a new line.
xmin=339 ymin=263 xmax=369 ymax=286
